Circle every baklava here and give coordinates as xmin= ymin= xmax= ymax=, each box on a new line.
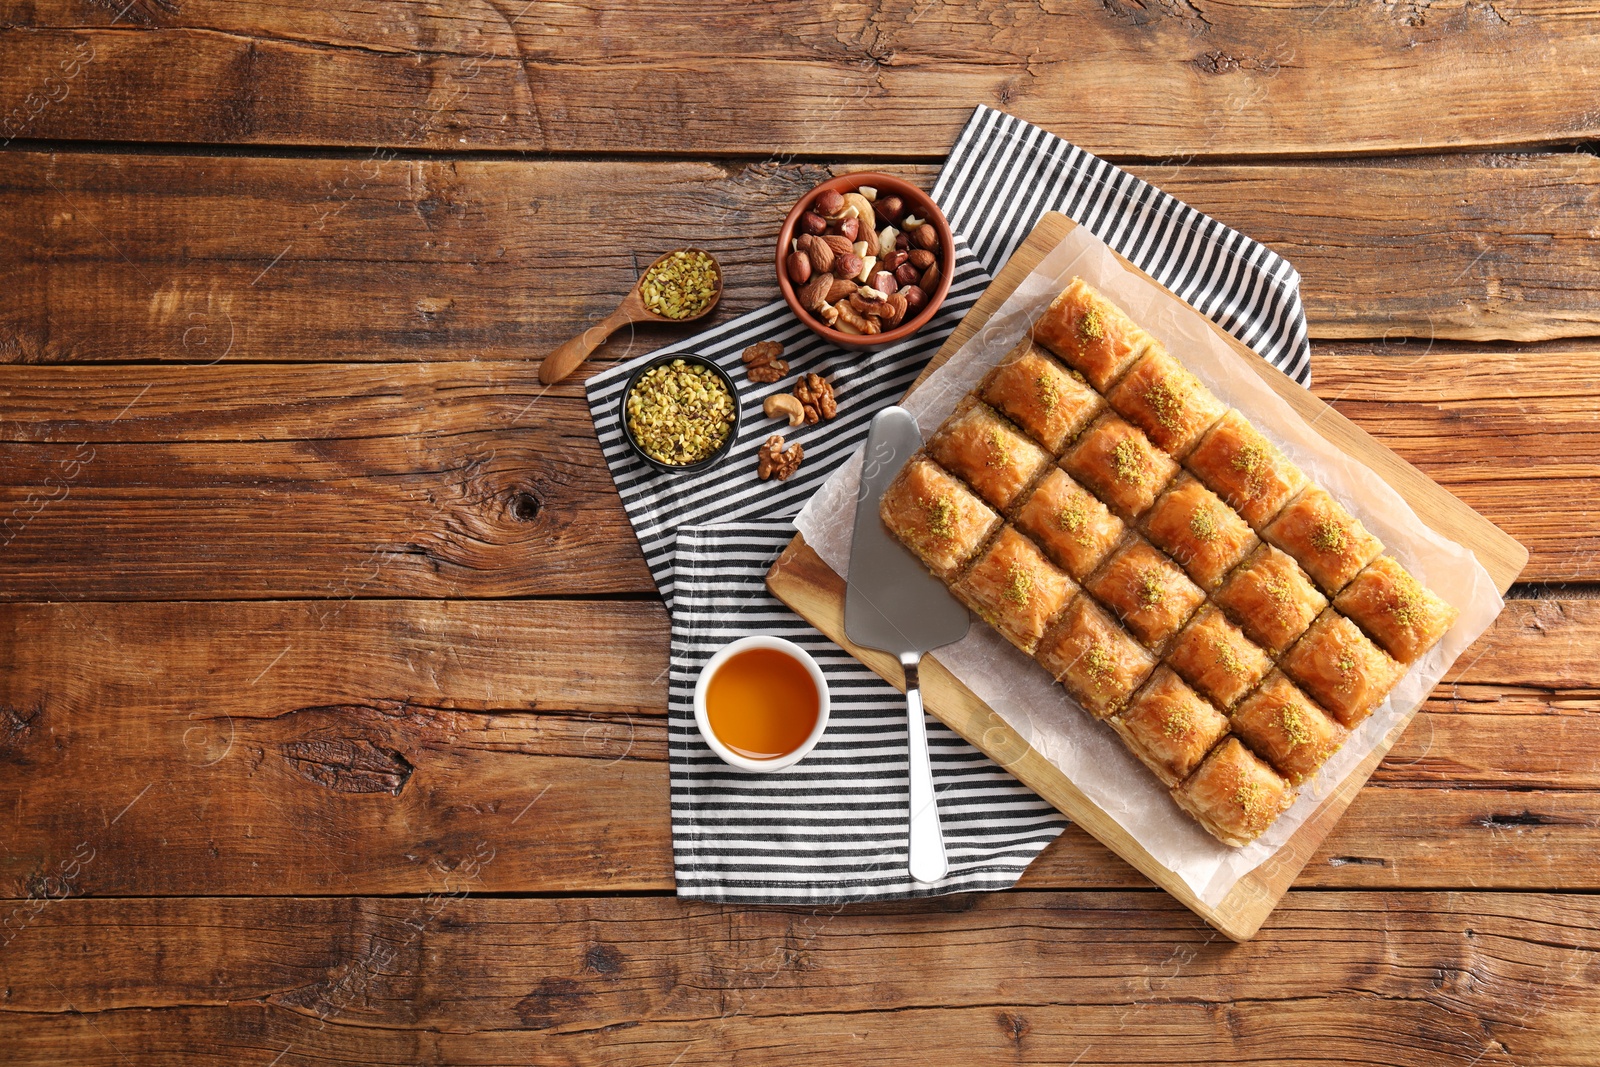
xmin=1229 ymin=671 xmax=1347 ymax=786
xmin=1029 ymin=276 xmax=1152 ymax=391
xmin=1012 ymin=468 xmax=1126 ymax=581
xmin=1060 ymin=412 xmax=1179 ymax=520
xmin=1185 ymin=409 xmax=1309 ymax=531
xmin=1212 ymin=543 xmax=1328 ymax=655
xmin=1084 ymin=538 xmax=1206 ymax=649
xmin=1171 ymin=737 xmax=1295 ymax=847
xmin=1106 ymin=343 xmax=1228 ymax=457
xmin=927 ymin=398 xmax=1054 ymax=514
xmin=1333 ymin=555 xmax=1459 ymax=664
xmin=980 ymin=339 xmax=1105 ymax=453
xmin=1140 ymin=472 xmax=1259 ymax=590
xmin=879 ymin=456 xmax=1002 ymax=581
xmin=1263 ymin=485 xmax=1384 ymax=595
xmin=1280 ymin=610 xmax=1406 ymax=728
xmin=954 ymin=526 xmax=1077 ymax=655
xmin=1109 ymin=668 xmax=1231 ymax=787
xmin=1165 ymin=605 xmax=1273 ymax=709
xmin=1035 ymin=595 xmax=1157 ymax=718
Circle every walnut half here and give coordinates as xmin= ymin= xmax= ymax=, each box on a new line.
xmin=757 ymin=434 xmax=804 ymax=481
xmin=793 ymin=372 xmax=837 ymax=425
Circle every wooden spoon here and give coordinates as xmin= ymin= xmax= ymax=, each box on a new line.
xmin=538 ymin=248 xmax=723 ymax=385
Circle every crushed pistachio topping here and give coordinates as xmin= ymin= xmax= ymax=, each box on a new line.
xmin=625 ymin=359 xmax=736 ymax=465
xmin=1233 ymin=778 xmax=1270 ymax=823
xmin=1078 ymin=307 xmax=1105 ymax=343
xmin=1137 ymin=568 xmax=1167 ymax=610
xmin=923 ymin=494 xmax=957 ymax=540
xmin=1212 ymin=635 xmax=1246 ymax=675
xmin=1002 ymin=560 xmax=1034 ymax=607
xmin=1083 ymin=643 xmax=1116 ymax=691
xmin=1230 ymin=441 xmax=1270 ymax=494
xmin=1034 ymin=372 xmax=1060 ymax=414
xmin=1111 ymin=437 xmax=1147 ymax=484
xmin=1310 ymin=518 xmax=1348 ymax=554
xmin=1335 ymin=650 xmax=1359 ymax=691
xmin=1143 ymin=379 xmax=1182 ymax=429
xmin=1055 ymin=496 xmax=1096 ymax=547
xmin=1277 ymin=702 xmax=1312 ymax=749
xmin=1188 ymin=505 xmax=1219 ymax=544
xmin=1390 ymin=574 xmax=1425 ymax=627
xmin=1163 ymin=705 xmax=1195 ymax=740
xmin=985 ymin=426 xmax=1011 ymax=468
xmin=639 ymin=250 xmax=718 ymax=320
xmin=1262 ymin=574 xmax=1294 ymax=616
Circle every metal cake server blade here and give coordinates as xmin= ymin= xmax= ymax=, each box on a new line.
xmin=845 ymin=407 xmax=970 ymax=884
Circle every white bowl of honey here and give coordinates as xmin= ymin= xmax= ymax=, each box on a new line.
xmin=693 ymin=636 xmax=830 ymax=773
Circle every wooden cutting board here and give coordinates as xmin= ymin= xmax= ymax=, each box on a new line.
xmin=766 ymin=211 xmax=1528 ymax=942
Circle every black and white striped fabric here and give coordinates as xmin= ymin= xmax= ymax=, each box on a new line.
xmin=669 ymin=522 xmax=1066 ymax=901
xmin=586 ymin=105 xmax=1313 ymax=902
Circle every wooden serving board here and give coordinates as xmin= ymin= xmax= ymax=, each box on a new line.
xmin=767 ymin=212 xmax=1528 ymax=942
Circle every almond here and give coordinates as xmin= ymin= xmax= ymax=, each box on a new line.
xmin=797 ymin=272 xmax=833 ymax=312
xmin=825 ymin=276 xmax=859 ymax=303
xmin=797 ymin=233 xmax=834 ymax=275
xmin=822 ymin=234 xmax=855 ymax=257
xmin=907 ymin=249 xmax=935 ymax=270
xmin=910 ymin=223 xmax=938 ymax=250
xmin=920 ymin=261 xmax=941 ymax=291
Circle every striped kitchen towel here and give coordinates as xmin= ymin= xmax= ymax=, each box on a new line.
xmin=586 ymin=104 xmax=1313 ymax=902
xmin=669 ymin=522 xmax=1066 ymax=901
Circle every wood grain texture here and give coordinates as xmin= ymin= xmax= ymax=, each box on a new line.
xmin=0 ymin=346 xmax=1592 ymax=602
xmin=4 ymin=1 xmax=1600 ymax=158
xmin=1 ymin=597 xmax=1595 ymax=897
xmin=0 ymin=892 xmax=1596 ymax=1065
xmin=4 ymin=153 xmax=1600 ymax=370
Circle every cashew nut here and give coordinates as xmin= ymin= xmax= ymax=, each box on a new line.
xmin=764 ymin=393 xmax=806 ymax=428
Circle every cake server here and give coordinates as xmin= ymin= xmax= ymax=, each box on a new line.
xmin=845 ymin=406 xmax=970 ymax=884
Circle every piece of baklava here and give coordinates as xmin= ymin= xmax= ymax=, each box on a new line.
xmin=1012 ymin=468 xmax=1126 ymax=581
xmin=1263 ymin=485 xmax=1384 ymax=595
xmin=1029 ymin=277 xmax=1153 ymax=391
xmin=1280 ymin=610 xmax=1406 ymax=728
xmin=1059 ymin=412 xmax=1179 ymax=521
xmin=1165 ymin=604 xmax=1273 ymax=709
xmin=1140 ymin=473 xmax=1259 ymax=590
xmin=1106 ymin=343 xmax=1228 ymax=457
xmin=1084 ymin=538 xmax=1206 ymax=649
xmin=927 ymin=398 xmax=1053 ymax=514
xmin=1333 ymin=555 xmax=1459 ymax=664
xmin=880 ymin=456 xmax=1003 ymax=581
xmin=954 ymin=526 xmax=1078 ymax=655
xmin=1229 ymin=671 xmax=1348 ymax=786
xmin=1172 ymin=737 xmax=1295 ymax=847
xmin=1184 ymin=410 xmax=1308 ymax=531
xmin=979 ymin=339 xmax=1105 ymax=453
xmin=1212 ymin=543 xmax=1328 ymax=655
xmin=1036 ymin=596 xmax=1157 ymax=718
xmin=1109 ymin=667 xmax=1231 ymax=787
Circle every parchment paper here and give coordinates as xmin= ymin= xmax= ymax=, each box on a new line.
xmin=794 ymin=224 xmax=1504 ymax=907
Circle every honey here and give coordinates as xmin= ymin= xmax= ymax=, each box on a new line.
xmin=704 ymin=647 xmax=820 ymax=760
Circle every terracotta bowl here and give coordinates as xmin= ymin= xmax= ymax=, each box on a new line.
xmin=775 ymin=172 xmax=957 ymax=350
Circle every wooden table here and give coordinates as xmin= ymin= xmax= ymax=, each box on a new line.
xmin=2 ymin=3 xmax=1597 ymax=1063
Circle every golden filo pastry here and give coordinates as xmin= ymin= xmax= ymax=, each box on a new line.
xmin=1029 ymin=276 xmax=1153 ymax=391
xmin=1084 ymin=538 xmax=1206 ymax=649
xmin=1333 ymin=555 xmax=1459 ymax=664
xmin=1059 ymin=412 xmax=1179 ymax=520
xmin=1106 ymin=343 xmax=1228 ymax=457
xmin=1165 ymin=604 xmax=1273 ymax=709
xmin=1171 ymin=736 xmax=1296 ymax=847
xmin=1184 ymin=409 xmax=1309 ymax=531
xmin=879 ymin=456 xmax=1003 ymax=581
xmin=979 ymin=339 xmax=1105 ymax=453
xmin=1229 ymin=670 xmax=1348 ymax=786
xmin=1035 ymin=595 xmax=1157 ymax=718
xmin=1263 ymin=485 xmax=1384 ymax=595
xmin=1139 ymin=472 xmax=1259 ymax=590
xmin=1012 ymin=468 xmax=1127 ymax=581
xmin=954 ymin=526 xmax=1078 ymax=655
xmin=1280 ymin=610 xmax=1406 ymax=728
xmin=927 ymin=398 xmax=1054 ymax=514
xmin=1212 ymin=543 xmax=1328 ymax=656
xmin=1109 ymin=667 xmax=1231 ymax=787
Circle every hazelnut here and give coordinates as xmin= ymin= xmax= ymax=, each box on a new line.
xmin=907 ymin=249 xmax=935 ymax=270
xmin=901 ymin=284 xmax=928 ymax=312
xmin=881 ymin=250 xmax=907 ymax=272
xmin=875 ymin=195 xmax=904 ymax=224
xmin=895 ymin=232 xmax=910 ymax=251
xmin=815 ymin=189 xmax=845 ymax=217
xmin=894 ymin=262 xmax=921 ymax=287
xmin=870 ymin=270 xmax=898 ymax=296
xmin=910 ymin=223 xmax=938 ymax=250
xmin=787 ymin=250 xmax=812 ymax=285
xmin=797 ymin=233 xmax=834 ymax=275
xmin=799 ymin=211 xmax=827 ymax=236
xmin=834 ymin=252 xmax=864 ymax=281
xmin=835 ymin=217 xmax=860 ymax=243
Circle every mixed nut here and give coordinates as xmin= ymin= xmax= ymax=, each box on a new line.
xmin=786 ymin=185 xmax=945 ymax=337
xmin=739 ymin=341 xmax=840 ymax=480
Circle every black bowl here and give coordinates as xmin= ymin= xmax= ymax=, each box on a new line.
xmin=618 ymin=353 xmax=742 ymax=475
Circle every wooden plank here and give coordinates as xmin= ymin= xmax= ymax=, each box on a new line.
xmin=1 ymin=597 xmax=1597 ymax=897
xmin=4 ymin=153 xmax=1600 ymax=367
xmin=0 ymin=344 xmax=1594 ymax=600
xmin=770 ymin=211 xmax=1525 ymax=938
xmin=4 ymin=2 xmax=1600 ymax=157
xmin=0 ymin=893 xmax=1595 ymax=1065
